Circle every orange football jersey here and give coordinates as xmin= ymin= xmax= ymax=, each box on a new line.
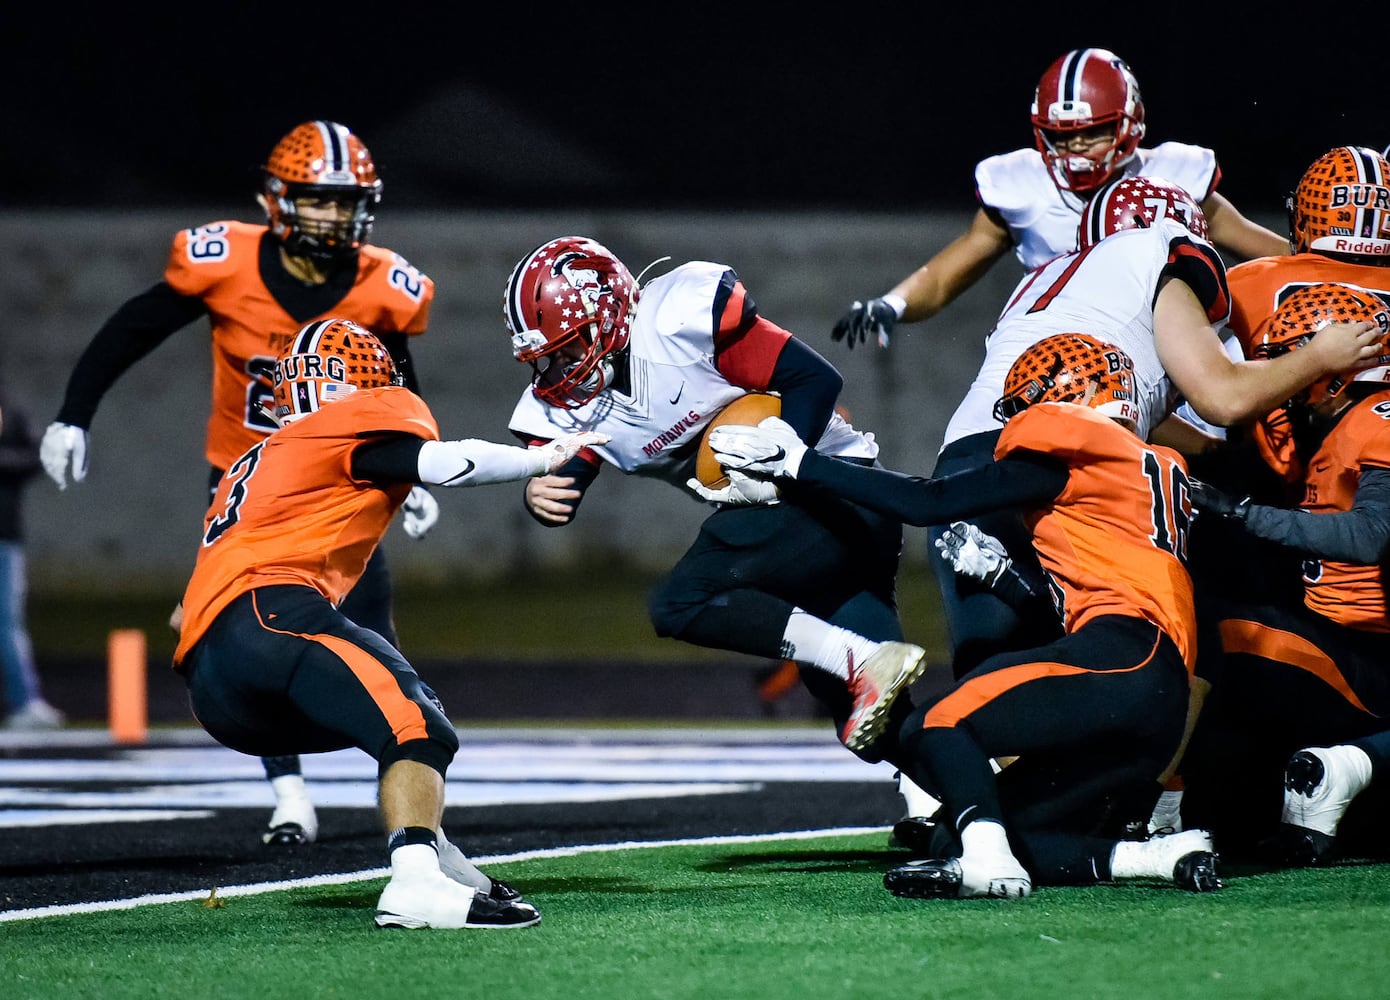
xmin=1299 ymin=388 xmax=1390 ymax=631
xmin=164 ymin=221 xmax=434 ymax=470
xmin=1226 ymin=254 xmax=1390 ymax=481
xmin=997 ymin=403 xmax=1198 ymax=669
xmin=174 ymin=386 xmax=439 ymax=666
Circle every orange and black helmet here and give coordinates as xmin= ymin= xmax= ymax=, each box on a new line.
xmin=995 ymin=333 xmax=1140 ymax=428
xmin=262 ymin=120 xmax=382 ymax=262
xmin=1254 ymin=283 xmax=1390 ymax=408
xmin=1287 ymin=146 xmax=1390 ymax=261
xmin=272 ymin=318 xmax=400 ymax=422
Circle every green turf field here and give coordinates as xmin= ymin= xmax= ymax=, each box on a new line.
xmin=5 ymin=830 xmax=1390 ymax=1000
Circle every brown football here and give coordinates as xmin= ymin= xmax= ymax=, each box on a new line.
xmin=695 ymin=392 xmax=782 ymax=489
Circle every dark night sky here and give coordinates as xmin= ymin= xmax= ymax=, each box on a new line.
xmin=5 ymin=7 xmax=1382 ymax=216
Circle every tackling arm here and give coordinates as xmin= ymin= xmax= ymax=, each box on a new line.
xmin=1154 ymin=279 xmax=1382 ymax=428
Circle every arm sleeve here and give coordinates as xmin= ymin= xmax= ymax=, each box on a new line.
xmin=765 ymin=337 xmax=842 ymax=446
xmin=796 ymin=448 xmax=1069 ymax=526
xmin=377 ymin=332 xmax=422 ymax=396
xmin=352 ymin=435 xmax=552 ymax=486
xmin=1241 ymin=467 xmax=1390 ymax=563
xmin=55 ymin=281 xmax=207 ymax=428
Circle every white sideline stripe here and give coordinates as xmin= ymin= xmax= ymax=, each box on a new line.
xmin=0 ymin=826 xmax=888 ymax=924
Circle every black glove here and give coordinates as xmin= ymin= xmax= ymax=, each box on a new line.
xmin=1189 ymin=479 xmax=1251 ymax=521
xmin=831 ymin=297 xmax=899 ymax=350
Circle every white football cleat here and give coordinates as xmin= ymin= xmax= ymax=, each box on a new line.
xmin=842 ymin=642 xmax=927 ymax=751
xmin=375 ymin=868 xmax=540 ymax=930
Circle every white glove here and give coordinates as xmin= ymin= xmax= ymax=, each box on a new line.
xmin=707 ymin=416 xmax=809 ymax=479
xmin=934 ymin=520 xmax=1010 ymax=586
xmin=686 ymin=469 xmax=781 ymax=506
xmin=527 ymin=431 xmax=611 ymax=475
xmin=41 ymin=421 xmax=89 ymax=490
xmin=401 ymin=485 xmax=440 ymax=539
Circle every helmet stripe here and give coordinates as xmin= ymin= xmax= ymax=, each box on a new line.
xmin=313 ymin=120 xmax=347 ymax=173
xmin=290 ymin=318 xmax=334 ymax=356
xmin=1057 ymin=49 xmax=1084 ymax=106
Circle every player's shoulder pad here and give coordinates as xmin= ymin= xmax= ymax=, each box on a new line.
xmin=974 ymin=147 xmax=1052 ymax=213
xmin=1139 ymin=143 xmax=1219 ymax=201
xmin=165 ymin=220 xmax=265 ymax=289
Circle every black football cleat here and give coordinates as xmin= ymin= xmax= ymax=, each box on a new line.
xmin=1172 ymin=850 xmax=1222 ymax=892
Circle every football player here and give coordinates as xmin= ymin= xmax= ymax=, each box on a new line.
xmin=830 ymin=47 xmax=1288 ymax=351
xmin=504 ymin=236 xmax=927 ymax=762
xmin=710 ymin=334 xmax=1218 ymax=899
xmin=174 ymin=317 xmax=603 ymax=929
xmin=1220 ymin=145 xmax=1390 ymax=492
xmin=1177 ymin=285 xmax=1390 ymax=866
xmin=40 ymin=121 xmax=437 ymax=846
xmin=886 ymin=176 xmax=1383 ymax=846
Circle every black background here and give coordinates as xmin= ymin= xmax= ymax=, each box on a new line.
xmin=4 ymin=7 xmax=1382 ymax=215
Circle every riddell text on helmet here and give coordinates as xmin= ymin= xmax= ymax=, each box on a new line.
xmin=1331 ymin=238 xmax=1390 ymax=255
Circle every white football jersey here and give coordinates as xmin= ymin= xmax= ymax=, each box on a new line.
xmin=508 ymin=260 xmax=878 ymax=492
xmin=975 ymin=142 xmax=1220 ymax=271
xmin=941 ymin=218 xmax=1231 ymax=450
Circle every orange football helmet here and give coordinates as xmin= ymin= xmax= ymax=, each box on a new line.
xmin=1253 ymin=283 xmax=1390 ymax=408
xmin=994 ymin=333 xmax=1140 ymax=427
xmin=272 ymin=318 xmax=400 ymax=422
xmin=1287 ymin=146 xmax=1390 ymax=260
xmin=1077 ymin=175 xmax=1209 ymax=250
xmin=262 ymin=120 xmax=382 ymax=262
xmin=503 ymin=236 xmax=639 ymax=409
xmin=1030 ymin=48 xmax=1145 ymax=194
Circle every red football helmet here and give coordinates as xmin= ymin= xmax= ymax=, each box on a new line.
xmin=272 ymin=318 xmax=399 ymax=423
xmin=1287 ymin=146 xmax=1390 ymax=260
xmin=503 ymin=236 xmax=639 ymax=409
xmin=1252 ymin=283 xmax=1390 ymax=408
xmin=262 ymin=120 xmax=382 ymax=262
xmin=1030 ymin=48 xmax=1146 ymax=194
xmin=994 ymin=333 xmax=1140 ymax=428
xmin=1077 ymin=175 xmax=1209 ymax=250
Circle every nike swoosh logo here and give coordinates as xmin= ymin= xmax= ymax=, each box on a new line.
xmin=669 ymin=384 xmax=684 ymax=405
xmin=766 ymin=447 xmax=786 ymax=462
xmin=441 ymin=458 xmax=477 ymax=485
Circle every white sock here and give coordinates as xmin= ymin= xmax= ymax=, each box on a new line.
xmin=959 ymin=819 xmax=1012 ymax=859
xmin=390 ymin=842 xmax=441 ymax=877
xmin=270 ymin=774 xmax=310 ymax=803
xmin=781 ymin=609 xmax=880 ymax=680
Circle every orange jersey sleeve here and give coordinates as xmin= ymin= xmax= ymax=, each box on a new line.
xmin=1300 ymin=389 xmax=1390 ymax=630
xmin=164 ymin=222 xmax=435 ymax=470
xmin=998 ymin=404 xmax=1198 ymax=669
xmin=174 ymin=387 xmax=438 ymax=665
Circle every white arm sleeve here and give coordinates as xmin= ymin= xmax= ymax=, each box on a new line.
xmin=417 ymin=439 xmax=546 ymax=487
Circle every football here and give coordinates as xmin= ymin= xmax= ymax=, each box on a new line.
xmin=695 ymin=392 xmax=782 ymax=489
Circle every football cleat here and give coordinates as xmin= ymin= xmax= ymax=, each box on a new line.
xmin=263 ymin=790 xmax=318 ymax=847
xmin=1173 ymin=850 xmax=1222 ymax=893
xmin=1111 ymin=828 xmax=1220 ymax=891
xmin=884 ymin=855 xmax=1032 ymax=900
xmin=889 ymin=816 xmax=941 ymax=854
xmin=1267 ymin=745 xmax=1374 ymax=866
xmin=842 ymin=642 xmax=928 ymax=751
xmin=374 ymin=869 xmax=541 ymax=930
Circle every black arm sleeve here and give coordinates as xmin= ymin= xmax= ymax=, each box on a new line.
xmin=764 ymin=337 xmax=842 ymax=447
xmin=377 ymin=332 xmax=422 ymax=396
xmin=55 ymin=281 xmax=207 ymax=428
xmin=349 ymin=435 xmax=427 ymax=484
xmin=796 ymin=448 xmax=1070 ymax=526
xmin=1242 ymin=466 xmax=1390 ymax=564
